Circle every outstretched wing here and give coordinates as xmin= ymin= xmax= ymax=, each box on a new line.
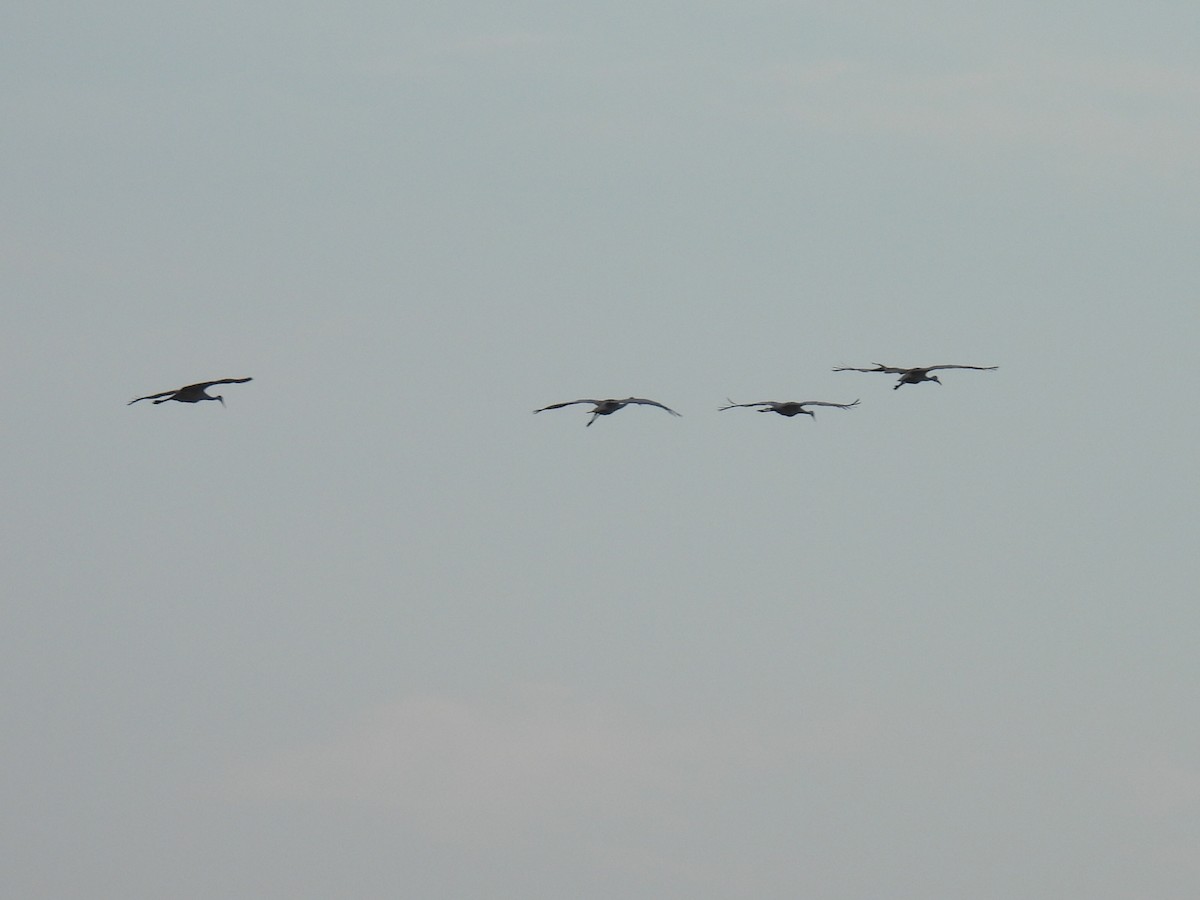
xmin=718 ymin=399 xmax=773 ymax=411
xmin=921 ymin=365 xmax=998 ymax=373
xmin=190 ymin=377 xmax=253 ymax=389
xmin=796 ymin=399 xmax=861 ymax=410
xmin=832 ymin=364 xmax=908 ymax=374
xmin=622 ymin=397 xmax=682 ymax=416
xmin=128 ymin=388 xmax=178 ymax=405
xmin=533 ymin=399 xmax=600 ymax=413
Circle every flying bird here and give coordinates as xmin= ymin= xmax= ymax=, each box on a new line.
xmin=833 ymin=364 xmax=997 ymax=389
xmin=128 ymin=377 xmax=253 ymax=407
xmin=533 ymin=397 xmax=682 ymax=426
xmin=718 ymin=399 xmax=861 ymax=418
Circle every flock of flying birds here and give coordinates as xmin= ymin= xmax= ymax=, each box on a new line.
xmin=128 ymin=363 xmax=997 ymax=425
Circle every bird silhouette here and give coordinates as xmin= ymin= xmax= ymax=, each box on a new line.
xmin=833 ymin=364 xmax=996 ymax=389
xmin=718 ymin=398 xmax=860 ymax=418
xmin=128 ymin=377 xmax=252 ymax=407
xmin=533 ymin=397 xmax=682 ymax=426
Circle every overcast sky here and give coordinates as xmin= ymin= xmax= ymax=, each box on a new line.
xmin=4 ymin=2 xmax=1199 ymax=897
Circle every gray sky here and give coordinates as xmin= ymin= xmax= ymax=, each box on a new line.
xmin=4 ymin=2 xmax=1199 ymax=897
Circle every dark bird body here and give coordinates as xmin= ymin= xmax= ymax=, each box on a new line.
xmin=128 ymin=377 xmax=253 ymax=407
xmin=833 ymin=364 xmax=996 ymax=389
xmin=533 ymin=397 xmax=681 ymax=426
xmin=718 ymin=399 xmax=860 ymax=418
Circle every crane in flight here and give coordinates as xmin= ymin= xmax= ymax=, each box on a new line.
xmin=128 ymin=377 xmax=253 ymax=407
xmin=718 ymin=398 xmax=860 ymax=418
xmin=833 ymin=363 xmax=996 ymax=389
xmin=533 ymin=397 xmax=681 ymax=426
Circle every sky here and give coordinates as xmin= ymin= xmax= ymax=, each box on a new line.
xmin=3 ymin=1 xmax=1199 ymax=897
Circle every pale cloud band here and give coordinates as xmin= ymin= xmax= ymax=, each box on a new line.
xmin=224 ymin=684 xmax=878 ymax=842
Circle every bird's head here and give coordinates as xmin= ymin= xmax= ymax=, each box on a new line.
xmin=215 ymin=394 xmax=226 ymax=406
xmin=930 ymin=375 xmax=942 ymax=386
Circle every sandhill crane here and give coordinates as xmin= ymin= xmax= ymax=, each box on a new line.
xmin=718 ymin=399 xmax=861 ymax=418
xmin=533 ymin=397 xmax=682 ymax=426
xmin=128 ymin=377 xmax=252 ymax=407
xmin=833 ymin=363 xmax=997 ymax=389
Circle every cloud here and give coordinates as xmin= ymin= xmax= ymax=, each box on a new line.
xmin=1103 ymin=751 xmax=1200 ymax=880
xmin=353 ymin=29 xmax=563 ymax=79
xmin=756 ymin=56 xmax=1200 ymax=175
xmin=223 ymin=684 xmax=878 ymax=843
xmin=433 ymin=31 xmax=561 ymax=56
xmin=1121 ymin=752 xmax=1200 ymax=817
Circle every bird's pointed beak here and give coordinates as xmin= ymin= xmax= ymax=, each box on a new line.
xmin=218 ymin=395 xmax=226 ymax=406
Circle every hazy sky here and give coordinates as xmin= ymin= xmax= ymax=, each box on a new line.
xmin=4 ymin=2 xmax=1199 ymax=897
